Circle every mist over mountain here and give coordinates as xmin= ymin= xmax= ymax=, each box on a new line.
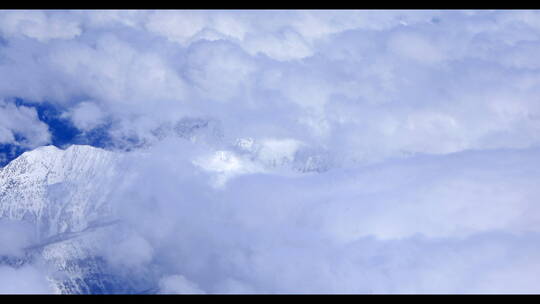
xmin=2 ymin=10 xmax=540 ymax=294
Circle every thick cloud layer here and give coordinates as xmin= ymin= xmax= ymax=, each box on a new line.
xmin=1 ymin=10 xmax=540 ymax=293
xmin=1 ymin=10 xmax=540 ymax=160
xmin=99 ymin=141 xmax=540 ymax=293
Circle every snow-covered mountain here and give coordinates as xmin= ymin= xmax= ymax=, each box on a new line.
xmin=0 ymin=135 xmax=332 ymax=294
xmin=0 ymin=145 xmax=119 ymax=240
xmin=0 ymin=145 xmax=153 ymax=294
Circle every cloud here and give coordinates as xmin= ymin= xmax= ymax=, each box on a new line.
xmin=0 ymin=100 xmax=51 ymax=148
xmin=0 ymin=10 xmax=81 ymax=42
xmin=93 ymin=140 xmax=540 ymax=293
xmin=66 ymin=101 xmax=107 ymax=132
xmin=1 ymin=10 xmax=540 ymax=163
xmin=0 ymin=219 xmax=53 ymax=294
xmin=2 ymin=10 xmax=540 ymax=293
xmin=158 ymin=275 xmax=205 ymax=294
xmin=101 ymin=233 xmax=154 ymax=269
xmin=0 ymin=265 xmax=54 ymax=294
xmin=0 ymin=219 xmax=35 ymax=256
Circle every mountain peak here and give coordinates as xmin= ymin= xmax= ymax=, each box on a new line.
xmin=0 ymin=144 xmax=151 ymax=294
xmin=0 ymin=144 xmax=118 ymax=239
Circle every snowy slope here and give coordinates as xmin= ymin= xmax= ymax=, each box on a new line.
xmin=0 ymin=138 xmax=329 ymax=294
xmin=0 ymin=145 xmax=119 ymax=240
xmin=0 ymin=145 xmax=149 ymax=294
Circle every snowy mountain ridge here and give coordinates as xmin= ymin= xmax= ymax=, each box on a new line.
xmin=0 ymin=145 xmax=119 ymax=240
xmin=0 ymin=145 xmax=141 ymax=294
xmin=0 ymin=138 xmax=331 ymax=294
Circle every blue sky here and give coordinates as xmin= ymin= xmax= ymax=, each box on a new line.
xmin=2 ymin=10 xmax=540 ymax=293
xmin=0 ymin=99 xmax=109 ymax=166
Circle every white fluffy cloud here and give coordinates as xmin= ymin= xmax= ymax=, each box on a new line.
xmin=0 ymin=100 xmax=51 ymax=148
xmin=0 ymin=10 xmax=81 ymax=42
xmin=98 ymin=141 xmax=540 ymax=293
xmin=1 ymin=10 xmax=540 ymax=163
xmin=0 ymin=265 xmax=54 ymax=294
xmin=2 ymin=10 xmax=540 ymax=293
xmin=67 ymin=101 xmax=107 ymax=131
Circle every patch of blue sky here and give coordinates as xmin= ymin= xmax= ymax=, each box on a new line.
xmin=0 ymin=98 xmax=112 ymax=166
